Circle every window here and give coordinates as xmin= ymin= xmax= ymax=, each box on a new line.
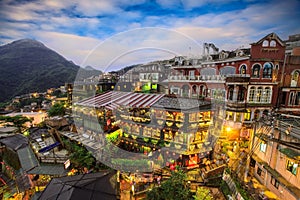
xmin=237 ymin=87 xmax=245 ymax=102
xmin=244 ymin=110 xmax=251 ymax=121
xmin=249 ymin=87 xmax=255 ymax=102
xmin=220 ymin=66 xmax=235 ymax=75
xmin=252 ymin=64 xmax=260 ymax=78
xmin=171 ymin=87 xmax=180 ymax=95
xmin=257 ymin=167 xmax=265 ymax=179
xmin=289 ymin=92 xmax=294 ymax=105
xmin=286 ymin=160 xmax=298 ymax=175
xmin=296 ymin=92 xmax=300 ymax=105
xmin=256 ymin=87 xmax=263 ymax=102
xmin=254 ymin=110 xmax=260 ymax=120
xmin=270 ymin=40 xmax=276 ymax=47
xmin=236 ymin=112 xmax=241 ymax=122
xmin=240 ymin=64 xmax=247 ymax=74
xmin=189 ymin=70 xmax=195 ymax=80
xmin=263 ymin=62 xmax=273 ymax=78
xmin=271 ymin=176 xmax=279 ymax=189
xmin=192 ymin=85 xmax=197 ymax=94
xmin=262 ymin=40 xmax=269 ymax=47
xmin=260 ymin=141 xmax=267 ymax=152
xmin=264 ymin=87 xmax=271 ymax=103
xmin=291 ymin=71 xmax=299 ymax=87
xmin=228 ymin=87 xmax=234 ymax=100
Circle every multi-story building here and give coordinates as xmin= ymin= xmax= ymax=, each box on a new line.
xmin=168 ymin=33 xmax=286 ymax=140
xmin=116 ymin=61 xmax=170 ymax=93
xmin=251 ymin=115 xmax=300 ymax=200
xmin=74 ymin=91 xmax=216 ymax=170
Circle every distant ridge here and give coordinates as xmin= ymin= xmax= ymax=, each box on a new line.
xmin=0 ymin=39 xmax=101 ymax=102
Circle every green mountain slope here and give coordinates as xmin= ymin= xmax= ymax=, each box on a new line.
xmin=0 ymin=39 xmax=101 ymax=102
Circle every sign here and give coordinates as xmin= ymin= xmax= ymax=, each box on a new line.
xmin=64 ymin=159 xmax=70 ymax=169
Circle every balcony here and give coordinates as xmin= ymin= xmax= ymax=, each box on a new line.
xmin=225 ymin=74 xmax=250 ymax=83
xmin=168 ymin=75 xmax=226 ymax=82
xmin=225 ymin=100 xmax=247 ymax=110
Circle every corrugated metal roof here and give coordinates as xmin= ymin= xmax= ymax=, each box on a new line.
xmin=76 ymin=91 xmax=165 ymax=110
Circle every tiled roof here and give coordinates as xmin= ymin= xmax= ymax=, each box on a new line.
xmin=0 ymin=134 xmax=28 ymax=151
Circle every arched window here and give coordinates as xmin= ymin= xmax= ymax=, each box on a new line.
xmin=257 ymin=87 xmax=263 ymax=102
xmin=289 ymin=92 xmax=294 ymax=105
xmin=249 ymin=87 xmax=255 ymax=102
xmin=192 ymin=85 xmax=197 ymax=94
xmin=264 ymin=87 xmax=271 ymax=103
xmin=270 ymin=40 xmax=276 ymax=47
xmin=262 ymin=40 xmax=269 ymax=47
xmin=291 ymin=71 xmax=300 ymax=87
xmin=252 ymin=64 xmax=260 ymax=78
xmin=240 ymin=64 xmax=247 ymax=74
xmin=263 ymin=62 xmax=273 ymax=78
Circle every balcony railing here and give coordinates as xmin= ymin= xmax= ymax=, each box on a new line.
xmin=168 ymin=75 xmax=226 ymax=82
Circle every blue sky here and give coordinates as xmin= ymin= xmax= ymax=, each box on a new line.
xmin=0 ymin=0 xmax=300 ymax=71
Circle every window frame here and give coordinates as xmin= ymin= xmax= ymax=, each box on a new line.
xmin=286 ymin=160 xmax=298 ymax=175
xmin=252 ymin=64 xmax=261 ymax=78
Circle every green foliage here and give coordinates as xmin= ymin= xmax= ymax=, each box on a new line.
xmin=0 ymin=102 xmax=10 ymax=109
xmin=194 ymin=187 xmax=213 ymax=200
xmin=146 ymin=170 xmax=192 ymax=200
xmin=62 ymin=138 xmax=96 ymax=170
xmin=220 ymin=180 xmax=232 ymax=198
xmin=47 ymin=103 xmax=66 ymax=117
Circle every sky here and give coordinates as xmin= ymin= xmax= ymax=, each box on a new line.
xmin=0 ymin=0 xmax=300 ymax=72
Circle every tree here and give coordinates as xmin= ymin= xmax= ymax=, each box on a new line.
xmin=47 ymin=103 xmax=66 ymax=117
xmin=63 ymin=139 xmax=96 ymax=171
xmin=146 ymin=169 xmax=192 ymax=200
xmin=194 ymin=187 xmax=213 ymax=200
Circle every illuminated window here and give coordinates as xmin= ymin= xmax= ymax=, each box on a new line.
xmin=240 ymin=64 xmax=246 ymax=74
xmin=286 ymin=160 xmax=298 ymax=175
xmin=244 ymin=110 xmax=251 ymax=121
xmin=260 ymin=141 xmax=267 ymax=152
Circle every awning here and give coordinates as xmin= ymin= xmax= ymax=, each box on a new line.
xmin=38 ymin=142 xmax=61 ymax=153
xmin=279 ymin=148 xmax=300 ymax=160
xmin=76 ymin=91 xmax=165 ymax=110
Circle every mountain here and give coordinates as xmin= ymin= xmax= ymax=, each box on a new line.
xmin=0 ymin=39 xmax=101 ymax=102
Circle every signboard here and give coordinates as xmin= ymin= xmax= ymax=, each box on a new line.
xmin=64 ymin=159 xmax=70 ymax=169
